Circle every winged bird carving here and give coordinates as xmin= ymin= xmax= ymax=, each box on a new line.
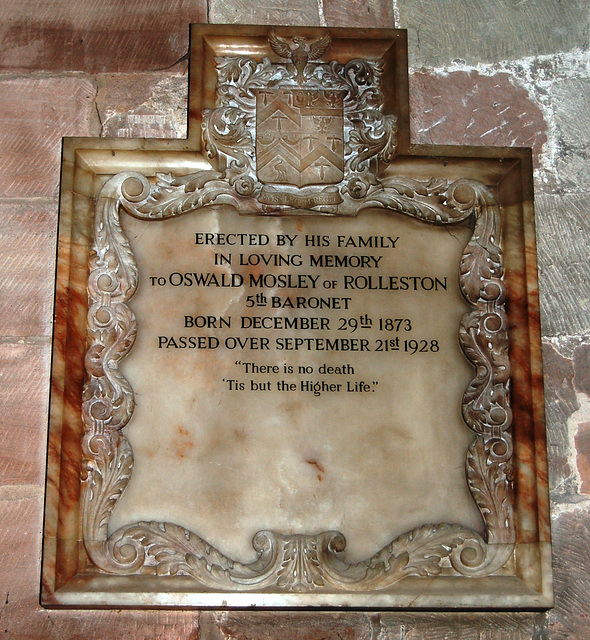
xmin=268 ymin=30 xmax=331 ymax=84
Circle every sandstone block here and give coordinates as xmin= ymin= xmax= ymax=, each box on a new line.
xmin=0 ymin=201 xmax=57 ymax=337
xmin=209 ymin=0 xmax=319 ymax=25
xmin=0 ymin=496 xmax=200 ymax=639
xmin=549 ymin=508 xmax=590 ymax=639
xmin=409 ymin=70 xmax=547 ymax=164
xmin=572 ymin=343 xmax=590 ymax=494
xmin=0 ymin=77 xmax=99 ymax=197
xmin=575 ymin=422 xmax=590 ymax=495
xmin=542 ymin=340 xmax=579 ymax=501
xmin=0 ymin=0 xmax=206 ymax=73
xmin=0 ymin=344 xmax=50 ymax=486
xmin=535 ymin=194 xmax=590 ymax=337
xmin=553 ymin=77 xmax=590 ymax=191
xmin=323 ymin=0 xmax=394 ymax=28
xmin=201 ymin=611 xmax=373 ymax=640
xmin=398 ymin=0 xmax=590 ymax=66
xmin=96 ymin=71 xmax=188 ymax=139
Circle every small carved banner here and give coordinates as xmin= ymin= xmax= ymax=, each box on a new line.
xmin=42 ymin=25 xmax=552 ymax=609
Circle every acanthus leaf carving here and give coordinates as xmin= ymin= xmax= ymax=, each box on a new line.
xmin=80 ymin=29 xmax=515 ymax=593
xmin=466 ymin=436 xmax=514 ymax=544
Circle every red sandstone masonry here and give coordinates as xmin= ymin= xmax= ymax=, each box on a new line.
xmin=573 ymin=344 xmax=590 ymax=493
xmin=323 ymin=0 xmax=394 ymax=27
xmin=0 ymin=0 xmax=206 ymax=73
xmin=409 ymin=70 xmax=547 ymax=166
xmin=0 ymin=78 xmax=99 ymax=197
xmin=0 ymin=497 xmax=201 ymax=639
xmin=0 ymin=344 xmax=50 ymax=486
xmin=549 ymin=508 xmax=590 ymax=638
xmin=576 ymin=423 xmax=590 ymax=494
xmin=573 ymin=344 xmax=590 ymax=397
xmin=209 ymin=0 xmax=319 ymax=25
xmin=0 ymin=201 xmax=58 ymax=337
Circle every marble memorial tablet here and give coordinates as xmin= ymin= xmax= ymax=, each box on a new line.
xmin=42 ymin=25 xmax=553 ymax=608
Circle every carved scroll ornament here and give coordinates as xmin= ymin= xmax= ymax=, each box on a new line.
xmin=81 ymin=32 xmax=514 ymax=592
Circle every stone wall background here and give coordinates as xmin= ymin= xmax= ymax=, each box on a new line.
xmin=1 ymin=1 xmax=589 ymax=637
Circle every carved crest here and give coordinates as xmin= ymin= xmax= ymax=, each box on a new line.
xmin=200 ymin=30 xmax=397 ymax=213
xmin=268 ymin=29 xmax=331 ymax=84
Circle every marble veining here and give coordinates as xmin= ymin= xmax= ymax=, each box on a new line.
xmin=80 ymin=169 xmax=514 ymax=591
xmin=41 ymin=25 xmax=552 ymax=609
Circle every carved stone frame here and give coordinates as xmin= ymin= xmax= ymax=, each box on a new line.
xmin=42 ymin=25 xmax=552 ymax=608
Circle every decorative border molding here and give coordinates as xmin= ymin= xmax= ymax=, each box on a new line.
xmin=81 ymin=166 xmax=514 ymax=592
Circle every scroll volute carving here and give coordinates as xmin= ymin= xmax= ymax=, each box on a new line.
xmin=80 ymin=28 xmax=515 ymax=592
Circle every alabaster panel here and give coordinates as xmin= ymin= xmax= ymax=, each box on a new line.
xmin=42 ymin=25 xmax=552 ymax=609
xmin=111 ymin=209 xmax=478 ymax=564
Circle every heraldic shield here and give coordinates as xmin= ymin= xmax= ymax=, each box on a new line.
xmin=256 ymin=88 xmax=345 ymax=187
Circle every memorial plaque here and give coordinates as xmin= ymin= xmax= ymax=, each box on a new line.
xmin=42 ymin=26 xmax=553 ymax=608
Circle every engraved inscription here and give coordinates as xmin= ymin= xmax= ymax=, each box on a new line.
xmin=81 ymin=173 xmax=514 ymax=591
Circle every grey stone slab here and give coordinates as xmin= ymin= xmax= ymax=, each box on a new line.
xmin=398 ymin=0 xmax=590 ymax=66
xmin=549 ymin=508 xmax=590 ymax=639
xmin=535 ymin=193 xmax=590 ymax=337
xmin=209 ymin=0 xmax=320 ymax=25
xmin=554 ymin=78 xmax=590 ymax=152
xmin=554 ymin=77 xmax=590 ymax=191
xmin=542 ymin=340 xmax=581 ymax=502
